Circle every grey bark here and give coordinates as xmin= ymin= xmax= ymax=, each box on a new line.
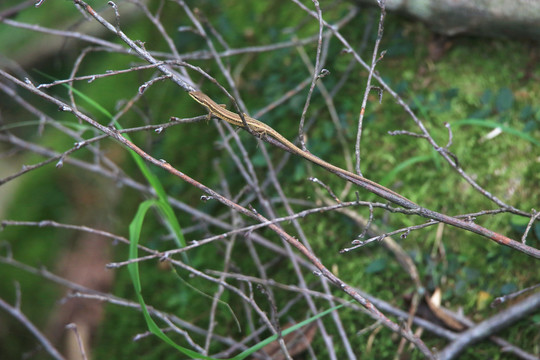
xmin=355 ymin=0 xmax=540 ymax=40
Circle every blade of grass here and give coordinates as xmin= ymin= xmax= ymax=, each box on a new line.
xmin=129 ymin=199 xmax=346 ymax=358
xmin=129 ymin=199 xmax=213 ymax=358
xmin=453 ymin=118 xmax=540 ymax=146
xmin=169 ymin=268 xmax=242 ymax=333
xmin=233 ymin=303 xmax=346 ymax=359
xmin=73 ymin=87 xmax=187 ymax=250
xmin=36 ymin=71 xmax=186 ymax=251
xmin=379 ymin=155 xmax=433 ymax=188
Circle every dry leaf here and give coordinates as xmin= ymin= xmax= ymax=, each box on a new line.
xmin=253 ymin=322 xmax=317 ymax=360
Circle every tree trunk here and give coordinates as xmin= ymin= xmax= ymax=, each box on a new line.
xmin=355 ymin=0 xmax=540 ymax=40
